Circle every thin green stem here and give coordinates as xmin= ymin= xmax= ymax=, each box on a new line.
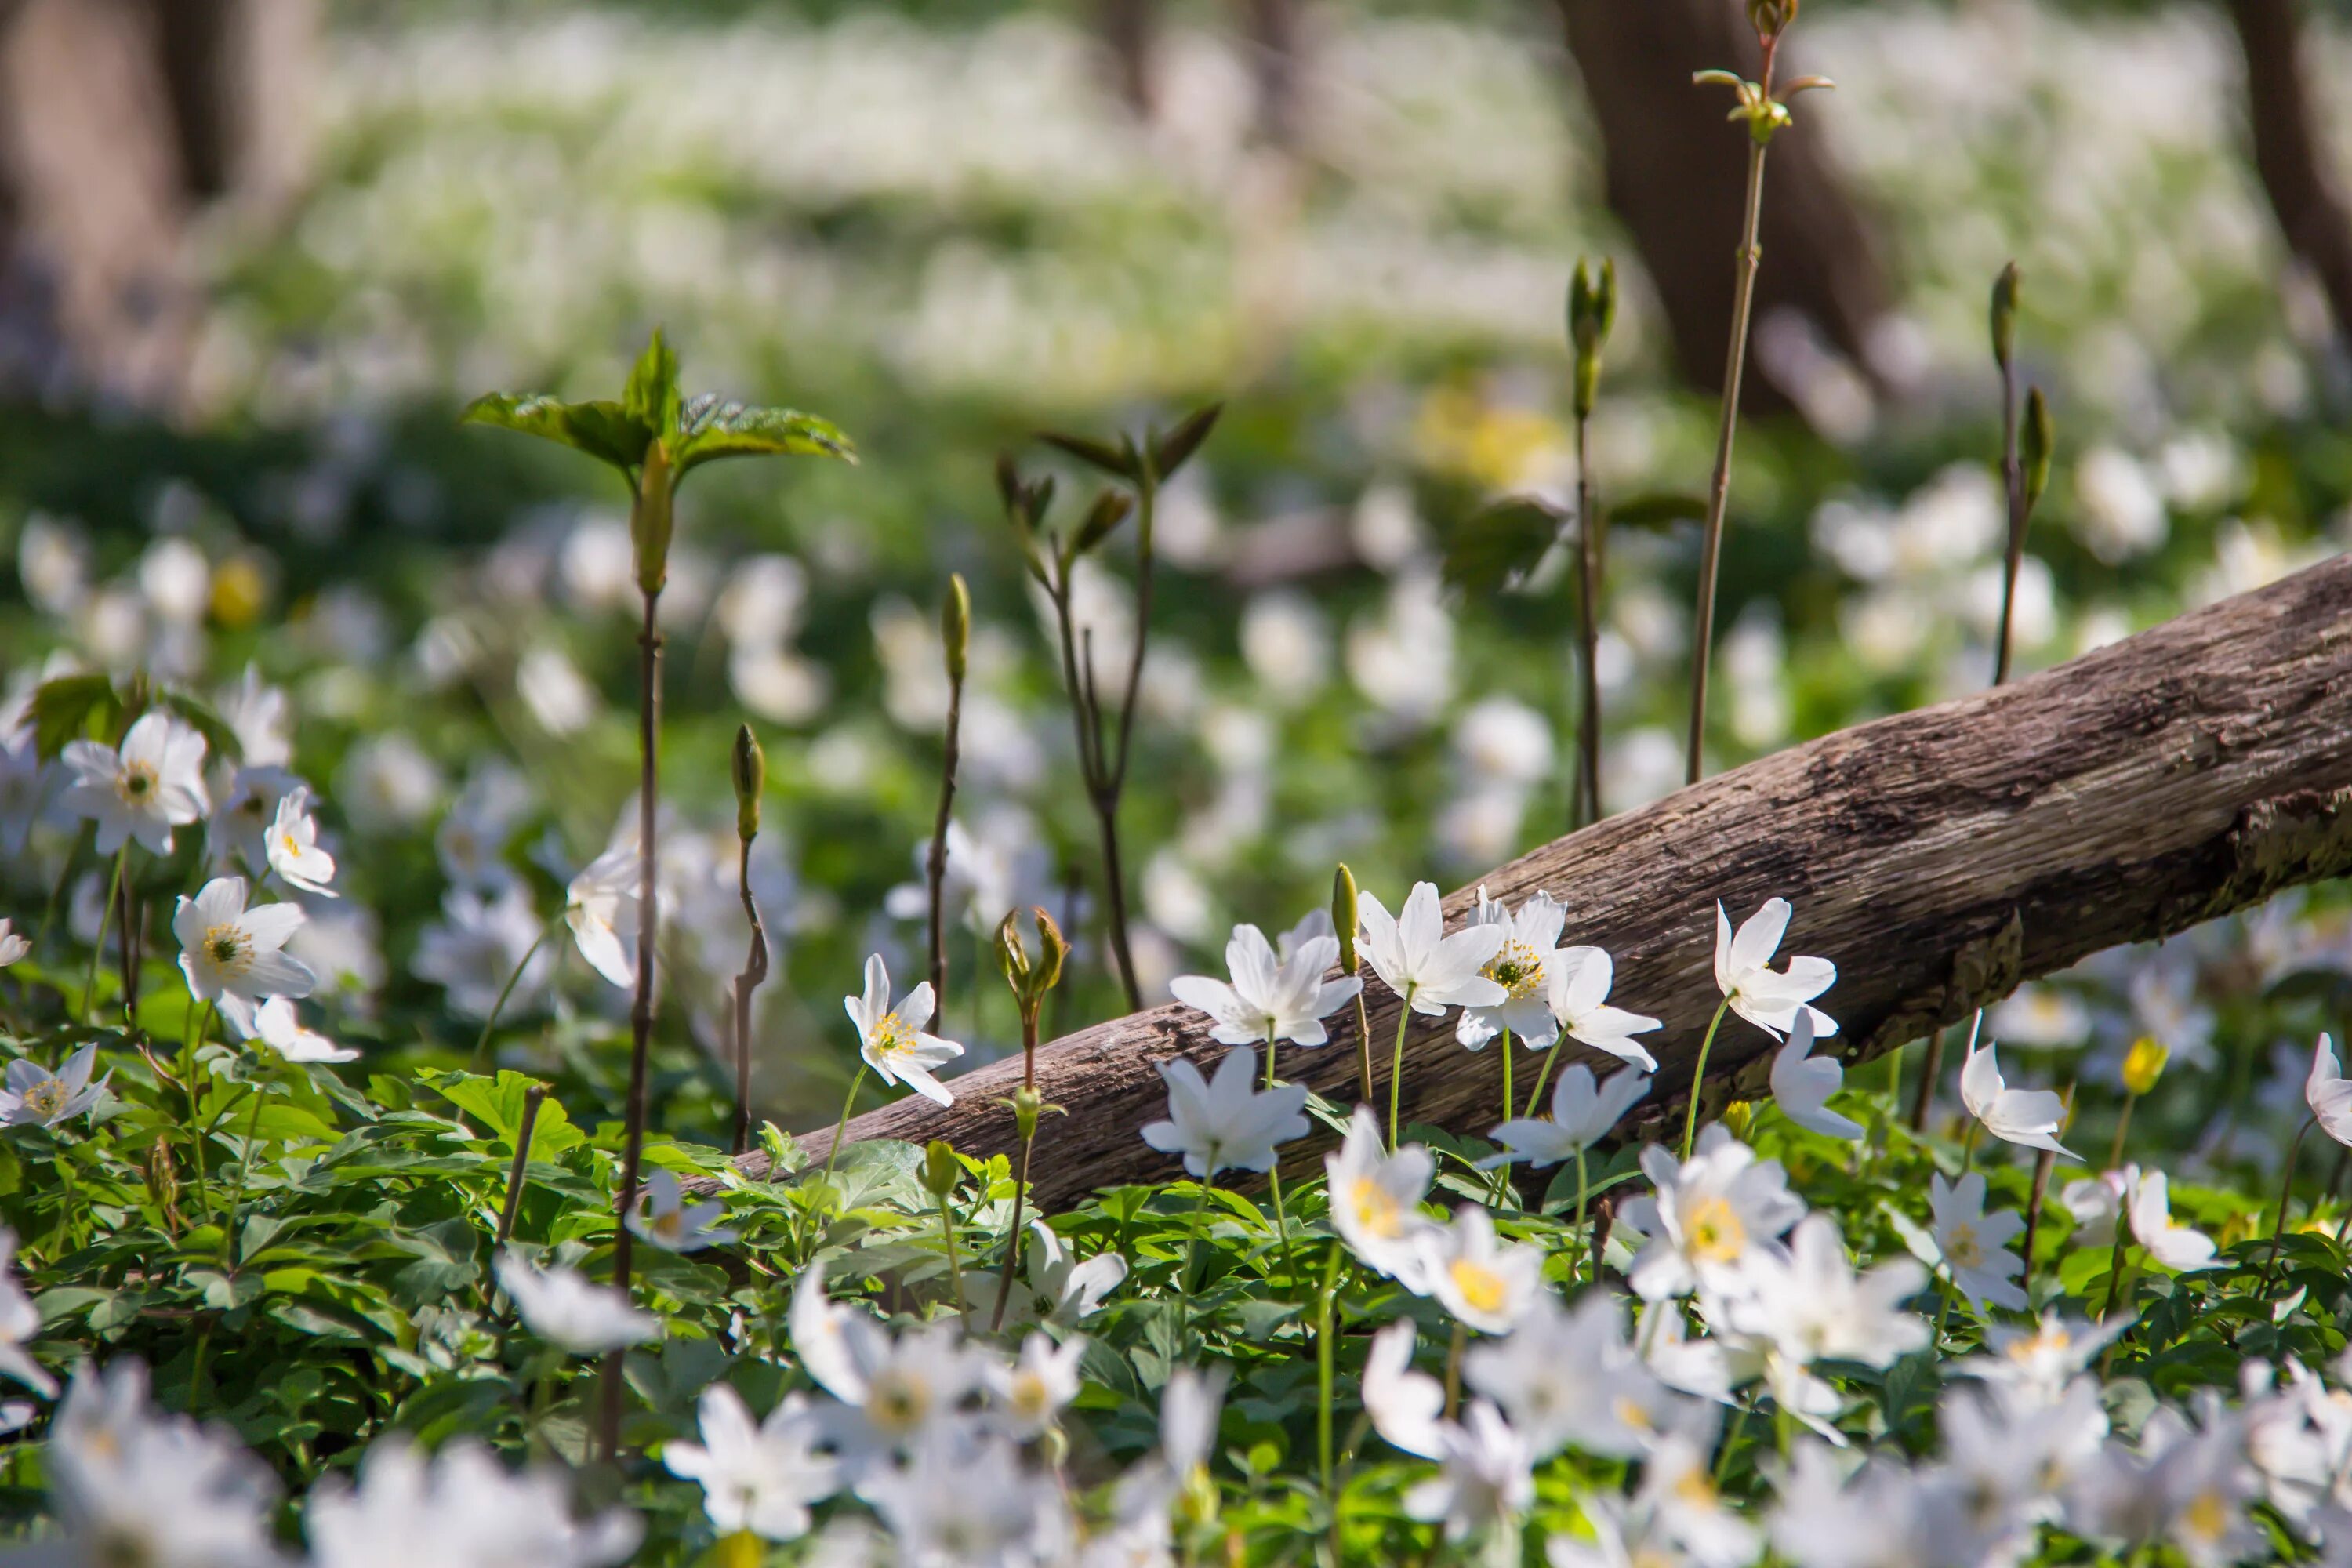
xmin=1266 ymin=1158 xmax=1298 ymax=1286
xmin=1316 ymin=1241 xmax=1340 ymax=1505
xmin=935 ymin=1192 xmax=968 ymax=1316
xmin=1680 ymin=998 xmax=1732 ymax=1161
xmin=1388 ymin=985 xmax=1417 ymax=1150
xmin=1524 ymin=1035 xmax=1566 ymax=1120
xmin=2258 ymin=1116 xmax=2318 ymax=1301
xmin=82 ymin=844 xmax=128 ymax=1024
xmin=2107 ymin=1091 xmax=2139 ymax=1171
xmin=989 ymin=1130 xmax=1036 ymax=1332
xmin=1350 ymin=986 xmax=1375 ymax=1105
xmin=216 ymin=1077 xmax=270 ymax=1269
xmin=1178 ymin=1171 xmax=1217 ymax=1347
xmin=188 ymin=1000 xmax=217 ymax=1220
xmin=820 ymin=1064 xmax=869 ymax=1189
xmin=471 ymin=918 xmax=557 ymax=1066
xmin=1571 ymin=1145 xmax=1591 ymax=1284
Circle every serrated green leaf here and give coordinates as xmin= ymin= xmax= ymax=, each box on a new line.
xmin=461 ymin=393 xmax=652 ymax=476
xmin=30 ymin=673 xmax=120 ymax=759
xmin=673 ymin=395 xmax=857 ymax=475
xmin=1440 ymin=497 xmax=1563 ymax=597
xmin=624 ymin=328 xmax=681 ymax=440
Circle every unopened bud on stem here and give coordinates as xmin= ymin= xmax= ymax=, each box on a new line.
xmin=633 ymin=440 xmax=674 ymax=598
xmin=920 ymin=1138 xmax=960 ymax=1199
xmin=731 ymin=724 xmax=764 ymax=841
xmin=1332 ymin=864 xmax=1360 ymax=975
xmin=2021 ymin=387 xmax=2054 ymax=513
xmin=942 ymin=574 xmax=971 ymax=684
xmin=1990 ymin=262 xmax=2020 ymax=372
xmin=1568 ymin=259 xmax=1617 ymax=420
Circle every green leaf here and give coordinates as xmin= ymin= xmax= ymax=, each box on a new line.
xmin=1603 ymin=492 xmax=1708 ymax=532
xmin=1039 ymin=430 xmax=1140 ymax=482
xmin=1069 ymin=490 xmax=1134 ymax=557
xmin=672 ymin=394 xmax=857 ymax=475
xmin=1439 ymin=497 xmax=1563 ymax=597
xmin=624 ymin=328 xmax=681 ymax=440
xmin=417 ymin=1069 xmax=586 ymax=1160
xmin=156 ymin=690 xmax=245 ymax=768
xmin=460 ymin=393 xmax=652 ymax=476
xmin=30 ymin=673 xmax=120 ymax=759
xmin=1149 ymin=402 xmax=1223 ymax=480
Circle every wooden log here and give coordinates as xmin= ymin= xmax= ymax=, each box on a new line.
xmin=730 ymin=556 xmax=2352 ymax=1207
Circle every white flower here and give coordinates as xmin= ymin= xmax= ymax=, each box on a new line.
xmin=789 ymin=1267 xmax=982 ymax=1472
xmin=1417 ymin=1205 xmax=1545 ymax=1334
xmin=60 ymin=710 xmax=209 ymax=855
xmin=1929 ymin=1171 xmax=2027 ymax=1315
xmin=1635 ymin=1429 xmax=1758 ymax=1568
xmin=867 ymin=1432 xmax=1067 ymax=1568
xmin=495 ymin=1251 xmax=659 ymax=1354
xmin=2308 ymin=1033 xmax=2352 ymax=1148
xmin=1768 ymin=1010 xmax=1860 ymax=1142
xmin=1549 ymin=1494 xmax=1687 ymax=1568
xmin=264 ymin=786 xmax=336 ymax=897
xmin=1729 ymin=1214 xmax=1929 ymax=1380
xmin=1167 ymin=921 xmax=1359 ymax=1050
xmin=661 ymin=1383 xmax=837 ymax=1542
xmin=1464 ymin=1293 xmax=1679 ymax=1461
xmin=1403 ymin=1400 xmax=1534 ymax=1542
xmin=1958 ymin=1312 xmax=2126 ymax=1399
xmin=1356 ymin=881 xmax=1506 ymax=1015
xmin=1713 ymin=898 xmax=1837 ymax=1040
xmin=627 ymin=1170 xmax=738 ymax=1253
xmin=847 ymin=953 xmax=964 ymax=1107
xmin=1323 ymin=1105 xmax=1440 ymax=1288
xmin=246 ymin=996 xmax=358 ymax=1064
xmin=174 ymin=877 xmax=314 ymax=1006
xmin=564 ymin=832 xmax=639 ymax=990
xmin=1363 ymin=1320 xmax=1446 ymax=1459
xmin=1483 ymin=1062 xmax=1650 ymax=1169
xmin=414 ymin=884 xmax=549 ymax=1021
xmin=0 ymin=1042 xmax=107 ymax=1127
xmin=209 ymin=764 xmax=299 ymax=876
xmin=2128 ymin=1168 xmax=2217 ymax=1272
xmin=310 ymin=1437 xmax=640 ymax=1568
xmin=1621 ymin=1125 xmax=1806 ymax=1301
xmin=1140 ymin=1046 xmax=1308 ymax=1180
xmin=988 ymin=1332 xmax=1084 ymax=1439
xmin=0 ymin=1229 xmax=55 ymax=1398
xmin=2059 ymin=1167 xmax=2130 ymax=1250
xmin=1455 ymin=887 xmax=1566 ymax=1050
xmin=1544 ymin=946 xmax=1663 ymax=1070
xmin=971 ymin=1221 xmax=1128 ymax=1330
xmin=0 ymin=919 xmax=25 ymax=968
xmin=48 ymin=1359 xmax=279 ymax=1568
xmin=1961 ymin=1036 xmax=2076 ymax=1158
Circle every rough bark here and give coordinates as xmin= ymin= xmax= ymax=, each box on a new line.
xmin=2228 ymin=0 xmax=2352 ymax=346
xmin=1552 ymin=0 xmax=1895 ymax=416
xmin=715 ymin=557 xmax=2352 ymax=1209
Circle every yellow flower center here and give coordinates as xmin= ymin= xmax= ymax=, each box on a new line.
xmin=118 ymin=763 xmax=156 ymax=803
xmin=2009 ymin=1326 xmax=2069 ymax=1363
xmin=1349 ymin=1177 xmax=1402 ymax=1239
xmin=652 ymin=1210 xmax=684 ymax=1240
xmin=1483 ymin=938 xmax=1545 ymax=1001
xmin=1684 ymin=1197 xmax=1746 ymax=1265
xmin=1448 ymin=1258 xmax=1508 ymax=1317
xmin=2181 ymin=1490 xmax=2229 ymax=1544
xmin=868 ymin=1371 xmax=930 ymax=1433
xmin=1613 ymin=1396 xmax=1653 ymax=1434
xmin=1010 ymin=1372 xmax=1051 ymax=1423
xmin=236 ymin=792 xmax=267 ymax=821
xmin=1673 ymin=1467 xmax=1720 ymax=1511
xmin=1945 ymin=1223 xmax=1983 ymax=1269
xmin=204 ymin=925 xmax=250 ymax=973
xmin=869 ymin=1013 xmax=916 ymax=1061
xmin=23 ymin=1080 xmax=67 ymax=1119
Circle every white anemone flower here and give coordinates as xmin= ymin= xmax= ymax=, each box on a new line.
xmin=971 ymin=1220 xmax=1130 ymax=1330
xmin=1958 ymin=1312 xmax=2127 ymax=1399
xmin=1962 ymin=1036 xmax=2076 ymax=1158
xmin=2127 ymin=1168 xmax=2217 ymax=1272
xmin=1729 ymin=1213 xmax=1929 ymax=1376
xmin=847 ymin=954 xmax=964 ymax=1106
xmin=564 ymin=832 xmax=639 ymax=990
xmin=0 ymin=1229 xmax=56 ymax=1398
xmin=263 ymin=785 xmax=336 ymax=897
xmin=60 ymin=710 xmax=209 ymax=855
xmin=1356 ymin=881 xmax=1506 ymax=1015
xmin=248 ymin=996 xmax=358 ymax=1064
xmin=1417 ymin=1205 xmax=1545 ymax=1334
xmin=1768 ymin=1010 xmax=1861 ymax=1141
xmin=1403 ymin=1400 xmax=1534 ymax=1543
xmin=661 ymin=1383 xmax=837 ymax=1542
xmin=1929 ymin=1171 xmax=2027 ymax=1314
xmin=1167 ymin=921 xmax=1359 ymax=1050
xmin=1463 ymin=1293 xmax=1679 ymax=1461
xmin=1482 ymin=1062 xmax=1650 ymax=1170
xmin=1141 ymin=1046 xmax=1308 ymax=1180
xmin=495 ymin=1250 xmax=659 ymax=1355
xmin=789 ymin=1269 xmax=984 ymax=1474
xmin=174 ymin=877 xmax=314 ymax=1006
xmin=627 ymin=1170 xmax=738 ymax=1253
xmin=210 ymin=764 xmax=300 ymax=877
xmin=0 ymin=1042 xmax=108 ymax=1128
xmin=1456 ymin=887 xmax=1567 ymax=1050
xmin=1544 ymin=946 xmax=1663 ymax=1070
xmin=2307 ymin=1033 xmax=2352 ymax=1147
xmin=0 ymin=918 xmax=26 ymax=967
xmin=1713 ymin=898 xmax=1837 ymax=1040
xmin=310 ymin=1437 xmax=640 ymax=1568
xmin=414 ymin=884 xmax=548 ymax=1020
xmin=1621 ymin=1124 xmax=1806 ymax=1301
xmin=988 ymin=1332 xmax=1085 ymax=1439
xmin=1363 ymin=1320 xmax=1446 ymax=1459
xmin=1635 ymin=1428 xmax=1758 ymax=1568
xmin=47 ymin=1359 xmax=279 ymax=1568
xmin=866 ymin=1432 xmax=1067 ymax=1568
xmin=1323 ymin=1104 xmax=1440 ymax=1288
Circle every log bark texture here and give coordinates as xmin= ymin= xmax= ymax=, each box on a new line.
xmin=738 ymin=556 xmax=2352 ymax=1208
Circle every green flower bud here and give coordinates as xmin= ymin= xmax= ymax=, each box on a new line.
xmin=1747 ymin=0 xmax=1796 ymax=40
xmin=1029 ymin=907 xmax=1067 ymax=997
xmin=731 ymin=724 xmax=764 ymax=841
xmin=1332 ymin=864 xmax=1360 ymax=975
xmin=1990 ymin=261 xmax=2020 ymax=372
xmin=920 ymin=1138 xmax=961 ymax=1199
xmin=942 ymin=574 xmax=971 ymax=684
xmin=1567 ymin=259 xmax=1617 ymax=420
xmin=997 ymin=908 xmax=1031 ymax=993
xmin=632 ymin=438 xmax=674 ymax=597
xmin=1011 ymin=1084 xmax=1044 ymax=1139
xmin=2021 ymin=386 xmax=2054 ymax=514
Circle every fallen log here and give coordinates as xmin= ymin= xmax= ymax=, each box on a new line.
xmin=737 ymin=555 xmax=2352 ymax=1207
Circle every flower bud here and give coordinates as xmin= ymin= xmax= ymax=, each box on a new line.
xmin=1722 ymin=1099 xmax=1756 ymax=1142
xmin=942 ymin=573 xmax=971 ymax=685
xmin=2020 ymin=386 xmax=2054 ymax=514
xmin=1332 ymin=864 xmax=1360 ymax=975
xmin=1747 ymin=0 xmax=1796 ymax=40
xmin=2121 ymin=1036 xmax=2169 ymax=1098
xmin=632 ymin=439 xmax=674 ymax=598
xmin=1989 ymin=261 xmax=2020 ymax=372
xmin=731 ymin=724 xmax=764 ymax=841
xmin=997 ymin=908 xmax=1031 ymax=992
xmin=920 ymin=1138 xmax=961 ymax=1199
xmin=1029 ymin=907 xmax=1068 ymax=997
xmin=1567 ymin=259 xmax=1617 ymax=420
xmin=1011 ymin=1084 xmax=1044 ymax=1140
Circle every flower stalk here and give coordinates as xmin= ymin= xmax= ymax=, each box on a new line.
xmin=1334 ymin=865 xmax=1374 ymax=1103
xmin=730 ymin=726 xmax=770 ymax=1156
xmin=926 ymin=575 xmax=970 ymax=1013
xmin=989 ymin=907 xmax=1067 ymax=1330
xmin=1567 ymin=257 xmax=1616 ymax=828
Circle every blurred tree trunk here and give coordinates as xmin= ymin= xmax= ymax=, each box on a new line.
xmin=2227 ymin=0 xmax=2352 ymax=346
xmin=1097 ymin=0 xmax=1157 ymax=118
xmin=0 ymin=0 xmax=312 ymax=411
xmin=1552 ymin=0 xmax=1895 ymax=415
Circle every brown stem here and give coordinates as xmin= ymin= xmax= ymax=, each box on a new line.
xmin=1908 ymin=1021 xmax=1947 ymax=1134
xmin=1685 ymin=136 xmax=1769 ymax=787
xmin=1992 ymin=337 xmax=2027 ymax=688
xmin=1573 ymin=411 xmax=1603 ymax=827
xmin=731 ymin=833 xmax=770 ymax=1156
xmin=926 ymin=669 xmax=964 ymax=1012
xmin=497 ymin=1083 xmax=549 ymax=1247
xmin=601 ymin=586 xmax=663 ymax=1461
